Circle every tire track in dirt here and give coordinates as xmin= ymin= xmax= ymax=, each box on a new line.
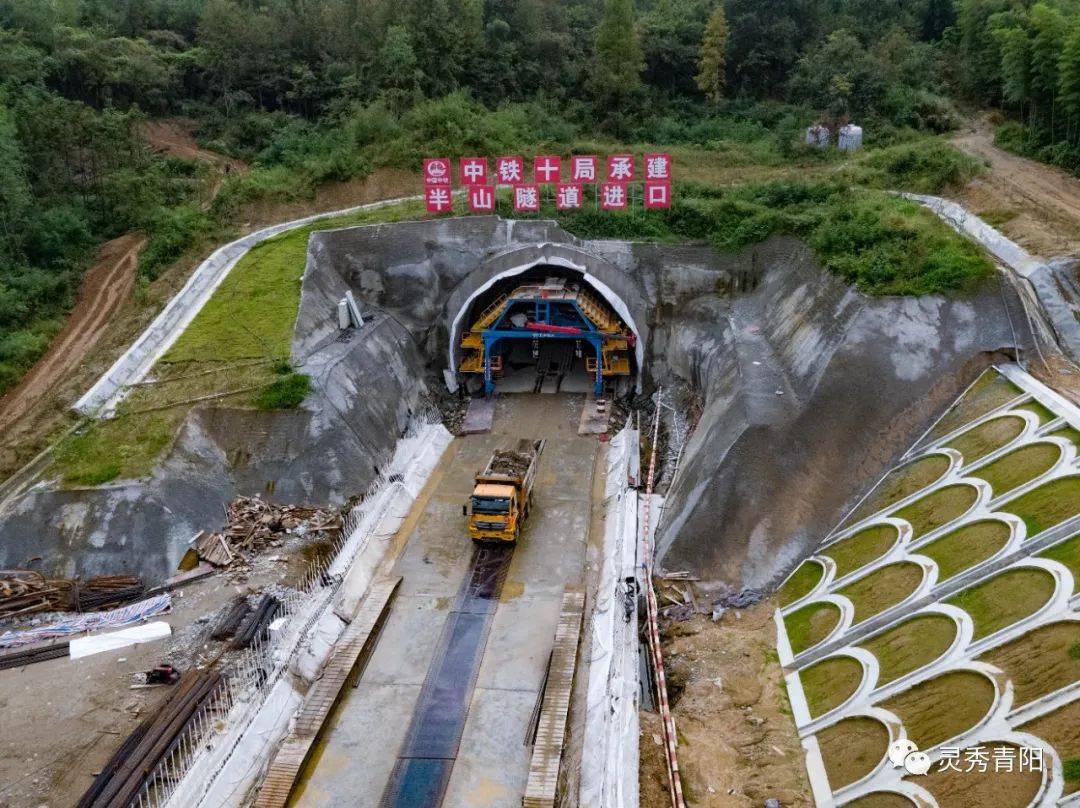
xmin=0 ymin=234 xmax=145 ymax=434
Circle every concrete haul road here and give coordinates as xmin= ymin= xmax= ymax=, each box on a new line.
xmin=292 ymin=394 xmax=603 ymax=808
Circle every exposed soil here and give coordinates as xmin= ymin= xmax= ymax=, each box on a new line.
xmin=141 ymin=117 xmax=248 ymax=199
xmin=980 ymin=621 xmax=1080 ymax=707
xmin=799 ymin=654 xmax=864 ymax=718
xmin=1017 ymin=699 xmax=1080 ymax=795
xmin=920 ymin=519 xmax=1011 ymax=581
xmin=0 ymin=234 xmax=144 ymax=442
xmin=894 ymin=484 xmax=978 ymax=540
xmin=838 ymin=562 xmax=925 ymax=625
xmin=944 ymin=415 xmax=1025 ymax=465
xmin=947 ymin=567 xmax=1056 ymax=641
xmin=952 ymin=118 xmax=1080 ymax=258
xmin=823 ymin=524 xmax=900 ymax=580
xmin=859 ymin=614 xmax=957 ymax=686
xmin=847 ymin=455 xmax=950 ymax=525
xmin=640 ymin=603 xmax=811 ymax=807
xmin=842 ymin=793 xmax=914 ymax=808
xmin=926 ymin=370 xmax=1023 ymax=442
xmin=914 ymin=742 xmax=1043 ymax=808
xmin=815 ymin=715 xmax=889 ymax=791
xmin=881 ymin=670 xmax=995 ymax=749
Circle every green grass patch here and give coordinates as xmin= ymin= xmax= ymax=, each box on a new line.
xmin=894 ymin=484 xmax=978 ymax=540
xmin=929 ymin=370 xmax=1024 ymax=441
xmin=778 ymin=559 xmax=825 ymax=607
xmin=1003 ymin=476 xmax=1080 ymax=538
xmin=980 ymin=622 xmax=1080 ymax=707
xmin=947 ymin=568 xmax=1056 ymax=641
xmin=823 ymin=524 xmax=900 ymax=579
xmin=253 ymin=372 xmax=310 ymax=410
xmin=920 ymin=519 xmax=1011 ymax=581
xmin=945 ymin=415 xmax=1025 ymax=465
xmin=974 ymin=443 xmax=1061 ymax=498
xmin=1066 ymin=758 xmax=1080 ymax=784
xmin=799 ymin=654 xmax=864 ymax=718
xmin=839 ymin=562 xmax=925 ymax=625
xmin=842 ymin=139 xmax=984 ymax=195
xmin=860 ymin=614 xmax=957 ymax=686
xmin=816 ymin=716 xmax=889 ymax=791
xmin=1013 ymin=400 xmax=1055 ymax=425
xmin=979 ymin=208 xmax=1018 ymax=229
xmin=1040 ymin=534 xmax=1080 ymax=582
xmin=847 ymin=455 xmax=950 ymax=525
xmin=784 ymin=601 xmax=842 ymax=655
xmin=55 ymin=412 xmax=179 ymax=486
xmin=882 ymin=670 xmax=996 ymax=749
xmin=1051 ymin=425 xmax=1080 ymax=446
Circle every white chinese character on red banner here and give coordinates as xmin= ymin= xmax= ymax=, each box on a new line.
xmin=571 ymin=156 xmax=598 ymax=182
xmin=496 ymin=156 xmax=523 ymax=184
xmin=424 ymin=158 xmax=451 ymax=187
xmin=556 ymin=184 xmax=582 ymax=210
xmin=534 ymin=155 xmax=562 ymax=184
xmin=514 ymin=184 xmax=540 ymax=212
xmin=606 ymin=154 xmax=634 ymax=182
xmin=459 ymin=157 xmax=488 ymax=186
xmin=600 ymin=182 xmax=627 ymax=210
xmin=645 ymin=152 xmax=672 ymax=181
xmin=468 ymin=185 xmax=495 ymax=212
xmin=644 ymin=181 xmax=671 ymax=209
xmin=425 ymin=186 xmax=452 ymax=213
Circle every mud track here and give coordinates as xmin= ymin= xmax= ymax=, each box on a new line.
xmin=0 ymin=234 xmax=145 ymax=435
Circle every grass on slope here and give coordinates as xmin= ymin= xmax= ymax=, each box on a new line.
xmin=919 ymin=519 xmax=1011 ymax=581
xmin=860 ymin=614 xmax=957 ymax=686
xmin=882 ymin=670 xmax=996 ymax=750
xmin=947 ymin=568 xmax=1056 ymax=641
xmin=974 ymin=443 xmax=1060 ymax=498
xmin=1040 ymin=534 xmax=1080 ymax=581
xmin=1018 ymin=699 xmax=1080 ymax=795
xmin=1004 ymin=476 xmax=1080 ymax=538
xmin=894 ymin=484 xmax=978 ymax=539
xmin=838 ymin=562 xmax=925 ymax=625
xmin=980 ymin=621 xmax=1080 ymax=707
xmin=823 ymin=523 xmax=900 ymax=579
xmin=799 ymin=654 xmax=865 ymax=718
xmin=778 ymin=559 xmax=825 ymax=607
xmin=784 ymin=601 xmax=842 ymax=655
xmin=1013 ymin=400 xmax=1055 ymax=425
xmin=928 ymin=370 xmax=1024 ymax=441
xmin=944 ymin=415 xmax=1025 ymax=465
xmin=846 ymin=455 xmax=950 ymax=525
xmin=53 ymin=199 xmax=426 ymax=485
xmin=816 ymin=716 xmax=889 ymax=791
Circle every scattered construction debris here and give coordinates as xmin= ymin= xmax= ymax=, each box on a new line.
xmin=77 ymin=669 xmax=224 ymax=808
xmin=0 ymin=593 xmax=171 ymax=649
xmin=0 ymin=570 xmax=144 ymax=618
xmin=190 ymin=496 xmax=341 ymax=569
xmin=232 ymin=593 xmax=280 ymax=650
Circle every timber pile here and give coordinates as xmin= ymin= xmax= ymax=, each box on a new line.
xmin=192 ymin=496 xmax=341 ymax=568
xmin=78 ymin=669 xmax=223 ymax=808
xmin=0 ymin=571 xmax=143 ymax=618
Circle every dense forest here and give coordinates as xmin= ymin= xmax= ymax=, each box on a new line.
xmin=0 ymin=0 xmax=1071 ymax=392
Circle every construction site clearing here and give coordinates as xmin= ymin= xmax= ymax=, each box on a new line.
xmin=3 ymin=182 xmax=1080 ymax=808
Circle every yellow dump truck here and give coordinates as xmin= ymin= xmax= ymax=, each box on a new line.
xmin=466 ymin=439 xmax=544 ymax=542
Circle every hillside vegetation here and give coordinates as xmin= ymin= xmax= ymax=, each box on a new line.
xmin=0 ymin=0 xmax=1007 ymax=397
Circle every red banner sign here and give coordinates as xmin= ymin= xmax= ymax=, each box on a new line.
xmin=644 ymin=153 xmax=672 ymax=181
xmin=514 ymin=184 xmax=540 ymax=212
xmin=570 ymin=156 xmax=598 ymax=183
xmin=425 ymin=186 xmax=453 ymax=213
xmin=459 ymin=157 xmax=488 ymax=186
xmin=556 ymin=183 xmax=583 ymax=210
xmin=496 ymin=156 xmax=524 ymax=184
xmin=644 ymin=181 xmax=671 ymax=209
xmin=533 ymin=155 xmax=562 ymax=184
xmin=468 ymin=185 xmax=495 ymax=212
xmin=424 ymin=158 xmax=451 ymax=187
xmin=606 ymin=155 xmax=635 ymax=182
xmin=600 ymin=182 xmax=628 ymax=210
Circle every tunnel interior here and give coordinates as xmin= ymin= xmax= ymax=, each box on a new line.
xmin=454 ymin=265 xmax=638 ymax=396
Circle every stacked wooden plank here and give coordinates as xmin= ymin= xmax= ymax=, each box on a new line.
xmin=253 ymin=577 xmax=401 ymax=808
xmin=78 ymin=670 xmax=223 ymax=808
xmin=0 ymin=571 xmax=143 ymax=617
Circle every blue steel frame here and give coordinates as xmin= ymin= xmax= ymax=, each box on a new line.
xmin=481 ymin=297 xmax=605 ymax=395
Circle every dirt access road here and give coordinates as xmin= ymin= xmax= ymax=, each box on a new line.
xmin=952 ymin=118 xmax=1080 ymax=257
xmin=0 ymin=234 xmax=144 ymax=436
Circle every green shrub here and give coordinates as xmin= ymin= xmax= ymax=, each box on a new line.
xmin=253 ymin=372 xmax=311 ymax=410
xmin=846 ymin=140 xmax=984 ymax=193
xmin=1065 ymin=758 xmax=1080 ymax=782
xmin=139 ymin=204 xmax=214 ymax=278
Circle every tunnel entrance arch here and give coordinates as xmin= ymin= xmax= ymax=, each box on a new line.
xmin=448 ymin=246 xmax=644 ymax=395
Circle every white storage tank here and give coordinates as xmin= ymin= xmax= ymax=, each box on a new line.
xmin=838 ymin=124 xmax=863 ymax=152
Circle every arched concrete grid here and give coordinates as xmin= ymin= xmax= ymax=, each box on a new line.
xmin=445 ymin=243 xmax=646 ymax=392
xmin=774 ymin=365 xmax=1080 ymax=807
